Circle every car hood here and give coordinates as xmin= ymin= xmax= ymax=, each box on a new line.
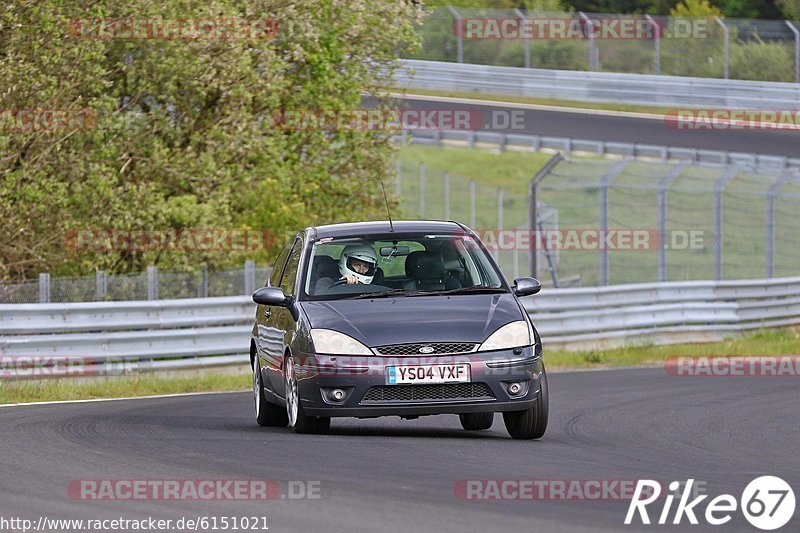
xmin=300 ymin=294 xmax=524 ymax=347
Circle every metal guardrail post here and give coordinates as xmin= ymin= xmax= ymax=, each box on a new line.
xmin=528 ymin=153 xmax=564 ymax=280
xmin=514 ymin=9 xmax=531 ymax=68
xmin=658 ymin=162 xmax=688 ymax=282
xmin=147 ymin=266 xmax=158 ymax=300
xmin=95 ymin=270 xmax=107 ymax=301
xmin=599 ymin=159 xmax=631 ymax=286
xmin=469 ymin=180 xmax=476 ymax=228
xmin=244 ymin=260 xmax=255 ymax=295
xmin=645 ymin=14 xmax=661 ymax=75
xmin=579 ymin=12 xmax=598 ymax=71
xmin=786 ymin=20 xmax=800 ymax=83
xmin=444 ymin=172 xmax=450 ymax=220
xmin=447 ymin=6 xmax=463 ymax=64
xmin=713 ymin=167 xmax=739 ymax=280
xmin=715 ymin=17 xmax=729 ymax=79
xmin=766 ymin=170 xmax=793 ymax=278
xmin=38 ymin=273 xmax=50 ymax=303
xmin=418 ymin=162 xmax=426 ymax=217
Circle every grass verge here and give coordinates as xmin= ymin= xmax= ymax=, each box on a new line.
xmin=394 ymin=88 xmax=680 ymax=116
xmin=1 ymin=330 xmax=797 ymax=405
xmin=0 ymin=370 xmax=250 ymax=405
xmin=545 ymin=329 xmax=800 ymax=370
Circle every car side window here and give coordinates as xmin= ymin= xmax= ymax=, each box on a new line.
xmin=279 ymin=239 xmax=303 ymax=296
xmin=269 ymin=238 xmax=293 ymax=287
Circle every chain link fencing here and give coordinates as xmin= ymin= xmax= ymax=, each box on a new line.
xmin=0 ymin=263 xmax=271 ymax=304
xmin=411 ymin=7 xmax=800 ymax=82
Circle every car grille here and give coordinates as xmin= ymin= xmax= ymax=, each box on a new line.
xmin=373 ymin=342 xmax=477 ymax=356
xmin=361 ymin=383 xmax=494 ymax=403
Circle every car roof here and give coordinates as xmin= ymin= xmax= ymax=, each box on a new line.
xmin=307 ymin=220 xmax=470 ymax=240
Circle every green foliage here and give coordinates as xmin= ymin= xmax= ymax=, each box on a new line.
xmin=671 ymin=0 xmax=723 ymax=17
xmin=779 ymin=0 xmax=800 ymax=19
xmin=730 ymin=35 xmax=795 ymax=82
xmin=0 ymin=0 xmax=420 ymax=279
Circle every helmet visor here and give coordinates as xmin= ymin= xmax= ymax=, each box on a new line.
xmin=346 ymin=256 xmax=376 ymax=277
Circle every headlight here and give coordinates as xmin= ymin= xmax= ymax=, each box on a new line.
xmin=310 ymin=329 xmax=372 ymax=355
xmin=477 ymin=321 xmax=531 ymax=352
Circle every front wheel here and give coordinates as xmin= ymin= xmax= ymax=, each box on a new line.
xmin=253 ymin=358 xmax=288 ymax=427
xmin=459 ymin=412 xmax=494 ymax=431
xmin=503 ymin=365 xmax=549 ymax=440
xmin=284 ymin=355 xmax=330 ymax=434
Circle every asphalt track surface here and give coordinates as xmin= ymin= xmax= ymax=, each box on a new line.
xmin=391 ymin=96 xmax=800 ymax=157
xmin=2 ymin=367 xmax=798 ymax=532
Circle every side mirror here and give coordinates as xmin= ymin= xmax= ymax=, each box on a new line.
xmin=513 ymin=277 xmax=541 ymax=297
xmin=252 ymin=287 xmax=288 ymax=306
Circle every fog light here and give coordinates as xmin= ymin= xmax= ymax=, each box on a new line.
xmin=508 ymin=382 xmax=522 ymax=395
xmin=331 ymin=389 xmax=346 ymax=401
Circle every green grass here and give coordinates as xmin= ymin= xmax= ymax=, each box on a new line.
xmin=394 ymin=88 xmax=682 ymax=116
xmin=0 ymin=370 xmax=250 ymax=405
xmin=545 ymin=329 xmax=800 ymax=370
xmin=0 ymin=330 xmax=797 ymax=404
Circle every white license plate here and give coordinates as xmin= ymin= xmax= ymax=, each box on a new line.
xmin=386 ymin=363 xmax=470 ymax=385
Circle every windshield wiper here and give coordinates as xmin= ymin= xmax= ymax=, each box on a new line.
xmin=349 ymin=289 xmax=411 ymax=300
xmin=409 ymin=285 xmax=507 ymax=296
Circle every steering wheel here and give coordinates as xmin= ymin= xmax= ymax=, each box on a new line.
xmin=330 ymin=278 xmax=349 ymax=287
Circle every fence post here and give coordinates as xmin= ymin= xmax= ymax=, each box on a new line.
xmin=599 ymin=159 xmax=631 ymax=286
xmin=147 ymin=266 xmax=158 ymax=300
xmin=514 ymin=9 xmax=531 ymax=68
xmin=244 ymin=260 xmax=255 ymax=295
xmin=786 ymin=20 xmax=800 ymax=83
xmin=528 ymin=153 xmax=564 ymax=280
xmin=579 ymin=12 xmax=598 ymax=71
xmin=395 ymin=159 xmax=402 ymax=197
xmin=38 ymin=273 xmax=50 ymax=303
xmin=766 ymin=171 xmax=792 ymax=278
xmin=418 ymin=162 xmax=426 ymax=217
xmin=713 ymin=167 xmax=738 ymax=280
xmin=199 ymin=264 xmax=209 ymax=298
xmin=715 ymin=17 xmax=729 ymax=79
xmin=448 ymin=6 xmax=463 ymax=64
xmin=469 ymin=180 xmax=476 ymax=228
xmin=95 ymin=269 xmax=107 ymax=301
xmin=444 ymin=172 xmax=450 ymax=220
xmin=658 ymin=162 xmax=687 ymax=282
xmin=645 ymin=14 xmax=661 ymax=75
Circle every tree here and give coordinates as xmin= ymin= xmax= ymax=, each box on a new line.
xmin=0 ymin=0 xmax=420 ymax=279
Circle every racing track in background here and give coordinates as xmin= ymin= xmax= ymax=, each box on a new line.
xmin=385 ymin=95 xmax=800 ymax=157
xmin=2 ymin=367 xmax=798 ymax=532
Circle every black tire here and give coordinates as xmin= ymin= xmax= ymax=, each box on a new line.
xmin=292 ymin=404 xmax=331 ymax=435
xmin=253 ymin=359 xmax=289 ymax=427
xmin=284 ymin=355 xmax=330 ymax=434
xmin=503 ymin=365 xmax=549 ymax=440
xmin=459 ymin=412 xmax=494 ymax=431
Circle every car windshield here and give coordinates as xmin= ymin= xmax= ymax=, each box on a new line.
xmin=302 ymin=233 xmax=506 ymax=301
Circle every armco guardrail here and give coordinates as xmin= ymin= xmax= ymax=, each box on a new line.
xmin=395 ymin=128 xmax=800 ymax=169
xmin=523 ymin=276 xmax=800 ymax=350
xmin=395 ymin=59 xmax=800 ymax=110
xmin=2 ymin=277 xmax=799 ymax=377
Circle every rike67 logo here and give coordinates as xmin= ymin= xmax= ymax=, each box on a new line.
xmin=625 ymin=477 xmax=795 ymax=530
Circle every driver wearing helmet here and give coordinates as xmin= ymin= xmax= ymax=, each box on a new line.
xmin=315 ymin=243 xmax=378 ymax=292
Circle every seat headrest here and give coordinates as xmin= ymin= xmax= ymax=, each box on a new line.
xmin=414 ymin=252 xmax=445 ymax=280
xmin=404 ymin=250 xmax=426 ymax=277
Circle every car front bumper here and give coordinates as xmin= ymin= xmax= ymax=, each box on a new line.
xmin=291 ymin=346 xmax=544 ymax=418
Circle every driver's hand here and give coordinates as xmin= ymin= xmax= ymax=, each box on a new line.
xmin=341 ymin=274 xmax=360 ymax=285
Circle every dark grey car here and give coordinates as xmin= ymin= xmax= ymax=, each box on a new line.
xmin=250 ymin=221 xmax=548 ymax=439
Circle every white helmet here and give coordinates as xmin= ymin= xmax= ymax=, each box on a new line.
xmin=339 ymin=244 xmax=378 ymax=284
